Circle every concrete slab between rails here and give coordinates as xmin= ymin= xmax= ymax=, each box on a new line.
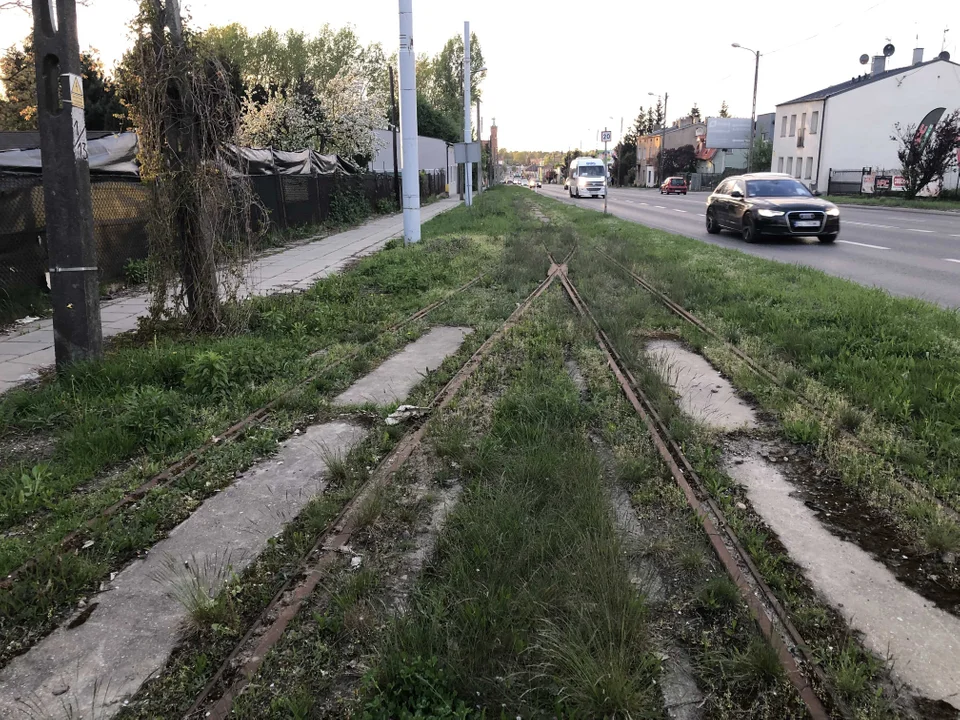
xmin=0 ymin=421 xmax=367 ymax=719
xmin=646 ymin=340 xmax=757 ymax=433
xmin=334 ymin=326 xmax=473 ymax=407
xmin=724 ymin=443 xmax=960 ymax=710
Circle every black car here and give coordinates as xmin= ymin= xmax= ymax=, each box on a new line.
xmin=705 ymin=173 xmax=840 ymax=243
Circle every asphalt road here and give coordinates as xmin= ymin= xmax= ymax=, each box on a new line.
xmin=536 ymin=184 xmax=960 ymax=308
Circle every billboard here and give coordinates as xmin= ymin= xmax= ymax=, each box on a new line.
xmin=705 ymin=117 xmax=752 ymax=150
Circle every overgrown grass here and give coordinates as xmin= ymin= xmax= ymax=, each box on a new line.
xmin=823 ymin=194 xmax=960 ymax=212
xmin=363 ymin=302 xmax=661 ymax=718
xmin=0 ymin=189 xmax=544 ymax=665
xmin=0 ymin=284 xmax=51 ymax=328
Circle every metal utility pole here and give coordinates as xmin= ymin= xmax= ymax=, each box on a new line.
xmin=31 ymin=0 xmax=102 ymax=368
xmin=657 ymin=92 xmax=669 ymax=186
xmin=463 ymin=21 xmax=473 ymax=207
xmin=388 ymin=65 xmax=402 ymax=210
xmin=733 ymin=43 xmax=760 ymax=172
xmin=476 ymin=97 xmax=482 ymax=195
xmin=618 ymin=116 xmax=624 ymax=187
xmin=398 ymin=0 xmax=421 ymax=243
xmin=602 ymin=127 xmax=609 ymax=214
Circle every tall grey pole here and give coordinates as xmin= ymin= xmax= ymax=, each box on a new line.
xmin=463 ymin=21 xmax=473 ymax=207
xmin=32 ymin=0 xmax=102 ymax=368
xmin=748 ymin=50 xmax=759 ymax=172
xmin=398 ymin=0 xmax=421 ymax=243
xmin=657 ymin=92 xmax=669 ymax=186
xmin=388 ymin=65 xmax=402 ymax=210
xmin=476 ymin=97 xmax=482 ymax=195
xmin=603 ymin=127 xmax=609 ymax=215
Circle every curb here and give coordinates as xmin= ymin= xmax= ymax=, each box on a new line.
xmin=832 ymin=202 xmax=960 ymax=217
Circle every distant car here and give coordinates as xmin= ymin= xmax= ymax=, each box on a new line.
xmin=705 ymin=173 xmax=840 ymax=244
xmin=660 ymin=176 xmax=688 ymax=195
xmin=528 ymin=178 xmax=536 ymax=189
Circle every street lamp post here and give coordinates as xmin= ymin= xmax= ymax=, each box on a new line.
xmin=648 ymin=91 xmax=668 ymax=186
xmin=732 ymin=43 xmax=760 ymax=173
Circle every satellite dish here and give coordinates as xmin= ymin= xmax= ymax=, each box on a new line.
xmin=939 ymin=50 xmax=951 ymax=61
xmin=883 ymin=43 xmax=896 ymax=57
xmin=859 ymin=54 xmax=870 ymax=65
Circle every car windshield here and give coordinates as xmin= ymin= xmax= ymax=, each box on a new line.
xmin=579 ymin=165 xmax=604 ymax=177
xmin=670 ymin=178 xmax=684 ymax=185
xmin=745 ymin=179 xmax=813 ymax=198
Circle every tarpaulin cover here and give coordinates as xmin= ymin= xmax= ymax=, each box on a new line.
xmin=0 ymin=133 xmax=359 ymax=177
xmin=0 ymin=132 xmax=140 ymax=176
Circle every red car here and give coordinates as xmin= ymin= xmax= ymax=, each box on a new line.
xmin=660 ymin=176 xmax=688 ymax=195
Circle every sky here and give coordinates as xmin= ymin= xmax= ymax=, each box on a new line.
xmin=2 ymin=0 xmax=959 ymax=151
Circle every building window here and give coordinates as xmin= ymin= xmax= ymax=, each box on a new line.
xmin=781 ymin=116 xmax=787 ymax=137
xmin=810 ymin=111 xmax=819 ymax=134
xmin=804 ymin=157 xmax=813 ymax=179
xmin=795 ymin=157 xmax=802 ymax=178
xmin=778 ymin=157 xmax=784 ymax=173
xmin=789 ymin=115 xmax=797 ymax=137
xmin=801 ymin=112 xmax=806 ymax=132
xmin=785 ymin=157 xmax=793 ymax=175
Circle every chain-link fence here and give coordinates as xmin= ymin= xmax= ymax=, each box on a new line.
xmin=1 ymin=169 xmax=446 ymax=300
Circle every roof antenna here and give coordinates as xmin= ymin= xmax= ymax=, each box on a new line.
xmin=943 ymin=27 xmax=951 ymax=52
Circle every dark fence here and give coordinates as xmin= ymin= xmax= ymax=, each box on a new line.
xmin=827 ymin=169 xmax=865 ymax=195
xmin=0 ymin=170 xmax=445 ymax=299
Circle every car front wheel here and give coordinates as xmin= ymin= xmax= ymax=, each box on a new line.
xmin=741 ymin=215 xmax=759 ymax=243
xmin=705 ymin=209 xmax=721 ymax=234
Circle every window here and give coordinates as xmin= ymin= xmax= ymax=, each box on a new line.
xmin=804 ymin=157 xmax=813 ymax=180
xmin=734 ymin=180 xmax=746 ymax=196
xmin=810 ymin=110 xmax=819 ymax=134
xmin=795 ymin=157 xmax=802 ymax=178
xmin=781 ymin=116 xmax=787 ymax=137
xmin=745 ymin=178 xmax=813 ymax=198
xmin=778 ymin=157 xmax=784 ymax=173
xmin=801 ymin=112 xmax=807 ymax=132
xmin=785 ymin=157 xmax=793 ymax=175
xmin=789 ymin=115 xmax=797 ymax=137
xmin=716 ymin=179 xmax=733 ymax=195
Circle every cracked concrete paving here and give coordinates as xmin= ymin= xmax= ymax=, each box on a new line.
xmin=0 ymin=422 xmax=367 ymax=718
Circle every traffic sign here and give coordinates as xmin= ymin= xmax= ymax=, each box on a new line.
xmin=600 ymin=130 xmax=612 ymax=143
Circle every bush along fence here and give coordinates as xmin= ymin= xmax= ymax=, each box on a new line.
xmin=0 ymin=165 xmax=446 ymax=307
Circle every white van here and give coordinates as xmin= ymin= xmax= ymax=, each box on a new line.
xmin=567 ymin=157 xmax=607 ymax=198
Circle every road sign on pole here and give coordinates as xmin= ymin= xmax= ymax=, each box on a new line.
xmin=600 ymin=130 xmax=612 ymax=143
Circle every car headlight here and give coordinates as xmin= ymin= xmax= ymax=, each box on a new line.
xmin=578 ymin=178 xmax=587 ymax=185
xmin=757 ymin=209 xmax=785 ymax=218
xmin=826 ymin=207 xmax=840 ymax=216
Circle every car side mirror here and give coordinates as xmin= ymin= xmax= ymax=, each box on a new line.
xmin=730 ymin=190 xmax=744 ymax=199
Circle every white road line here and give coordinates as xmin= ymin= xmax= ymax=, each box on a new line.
xmin=654 ymin=205 xmax=666 ymax=209
xmin=846 ymin=221 xmax=896 ymax=229
xmin=836 ymin=240 xmax=891 ymax=250
xmin=946 ymin=258 xmax=960 ymax=264
xmin=952 ymin=234 xmax=960 ymax=238
xmin=674 ymin=209 xmax=688 ymax=213
xmin=908 ymin=228 xmax=934 ymax=233
xmin=641 ymin=202 xmax=649 ymax=205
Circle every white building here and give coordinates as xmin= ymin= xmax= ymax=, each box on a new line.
xmin=772 ymin=52 xmax=960 ymax=193
xmin=368 ymin=129 xmax=458 ymax=194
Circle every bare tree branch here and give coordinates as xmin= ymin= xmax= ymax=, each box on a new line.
xmin=0 ymin=0 xmax=30 ymax=12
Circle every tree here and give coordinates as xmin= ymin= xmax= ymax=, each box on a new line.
xmin=892 ymin=109 xmax=960 ymax=198
xmin=631 ymin=106 xmax=648 ymax=138
xmin=690 ymin=103 xmax=702 ymax=123
xmin=1 ymin=37 xmax=128 ymax=131
xmin=427 ymin=32 xmax=485 ymax=128
xmin=612 ymin=141 xmax=637 ymax=186
xmin=653 ymin=98 xmax=664 ymax=128
xmin=416 ymin=94 xmax=459 ymax=143
xmin=749 ymin=137 xmax=773 ymax=172
xmin=0 ymin=37 xmax=36 ymax=130
xmin=562 ymin=149 xmax=582 ymax=176
xmin=660 ymin=145 xmax=697 ymax=177
xmin=646 ymin=106 xmax=656 ymax=135
xmin=719 ymin=100 xmax=730 ymax=118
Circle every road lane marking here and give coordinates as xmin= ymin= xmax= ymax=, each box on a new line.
xmin=952 ymin=234 xmax=960 ymax=238
xmin=673 ymin=209 xmax=688 ymax=213
xmin=654 ymin=205 xmax=666 ymax=209
xmin=836 ymin=240 xmax=890 ymax=250
xmin=846 ymin=221 xmax=896 ymax=229
xmin=641 ymin=202 xmax=649 ymax=205
xmin=908 ymin=228 xmax=934 ymax=233
xmin=946 ymin=258 xmax=960 ymax=264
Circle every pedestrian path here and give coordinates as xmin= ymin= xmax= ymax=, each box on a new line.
xmin=0 ymin=199 xmax=459 ymax=395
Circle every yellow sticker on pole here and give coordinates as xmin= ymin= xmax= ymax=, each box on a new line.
xmin=69 ymin=74 xmax=84 ymax=108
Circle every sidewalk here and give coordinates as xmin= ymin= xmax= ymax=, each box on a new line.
xmin=0 ymin=198 xmax=460 ymax=395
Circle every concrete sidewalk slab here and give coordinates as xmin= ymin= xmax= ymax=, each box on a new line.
xmin=0 ymin=421 xmax=368 ymax=717
xmin=334 ymin=326 xmax=473 ymax=407
xmin=0 ymin=199 xmax=460 ymax=396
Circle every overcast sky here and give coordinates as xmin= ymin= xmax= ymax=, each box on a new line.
xmin=3 ymin=0 xmax=958 ymax=150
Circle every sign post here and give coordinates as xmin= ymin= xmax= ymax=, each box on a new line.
xmin=601 ymin=129 xmax=612 ymax=214
xmin=31 ymin=0 xmax=102 ymax=368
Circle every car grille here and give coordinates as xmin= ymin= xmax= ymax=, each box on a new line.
xmin=786 ymin=211 xmax=826 ymax=233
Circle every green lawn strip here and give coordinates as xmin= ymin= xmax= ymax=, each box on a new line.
xmin=559 ymin=243 xmax=907 ymax=716
xmin=533 ymin=193 xmax=960 ymax=522
xmin=0 ymin=190 xmax=546 ymax=665
xmin=823 ymin=194 xmax=960 ymax=212
xmin=358 ymin=293 xmax=663 ymax=719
